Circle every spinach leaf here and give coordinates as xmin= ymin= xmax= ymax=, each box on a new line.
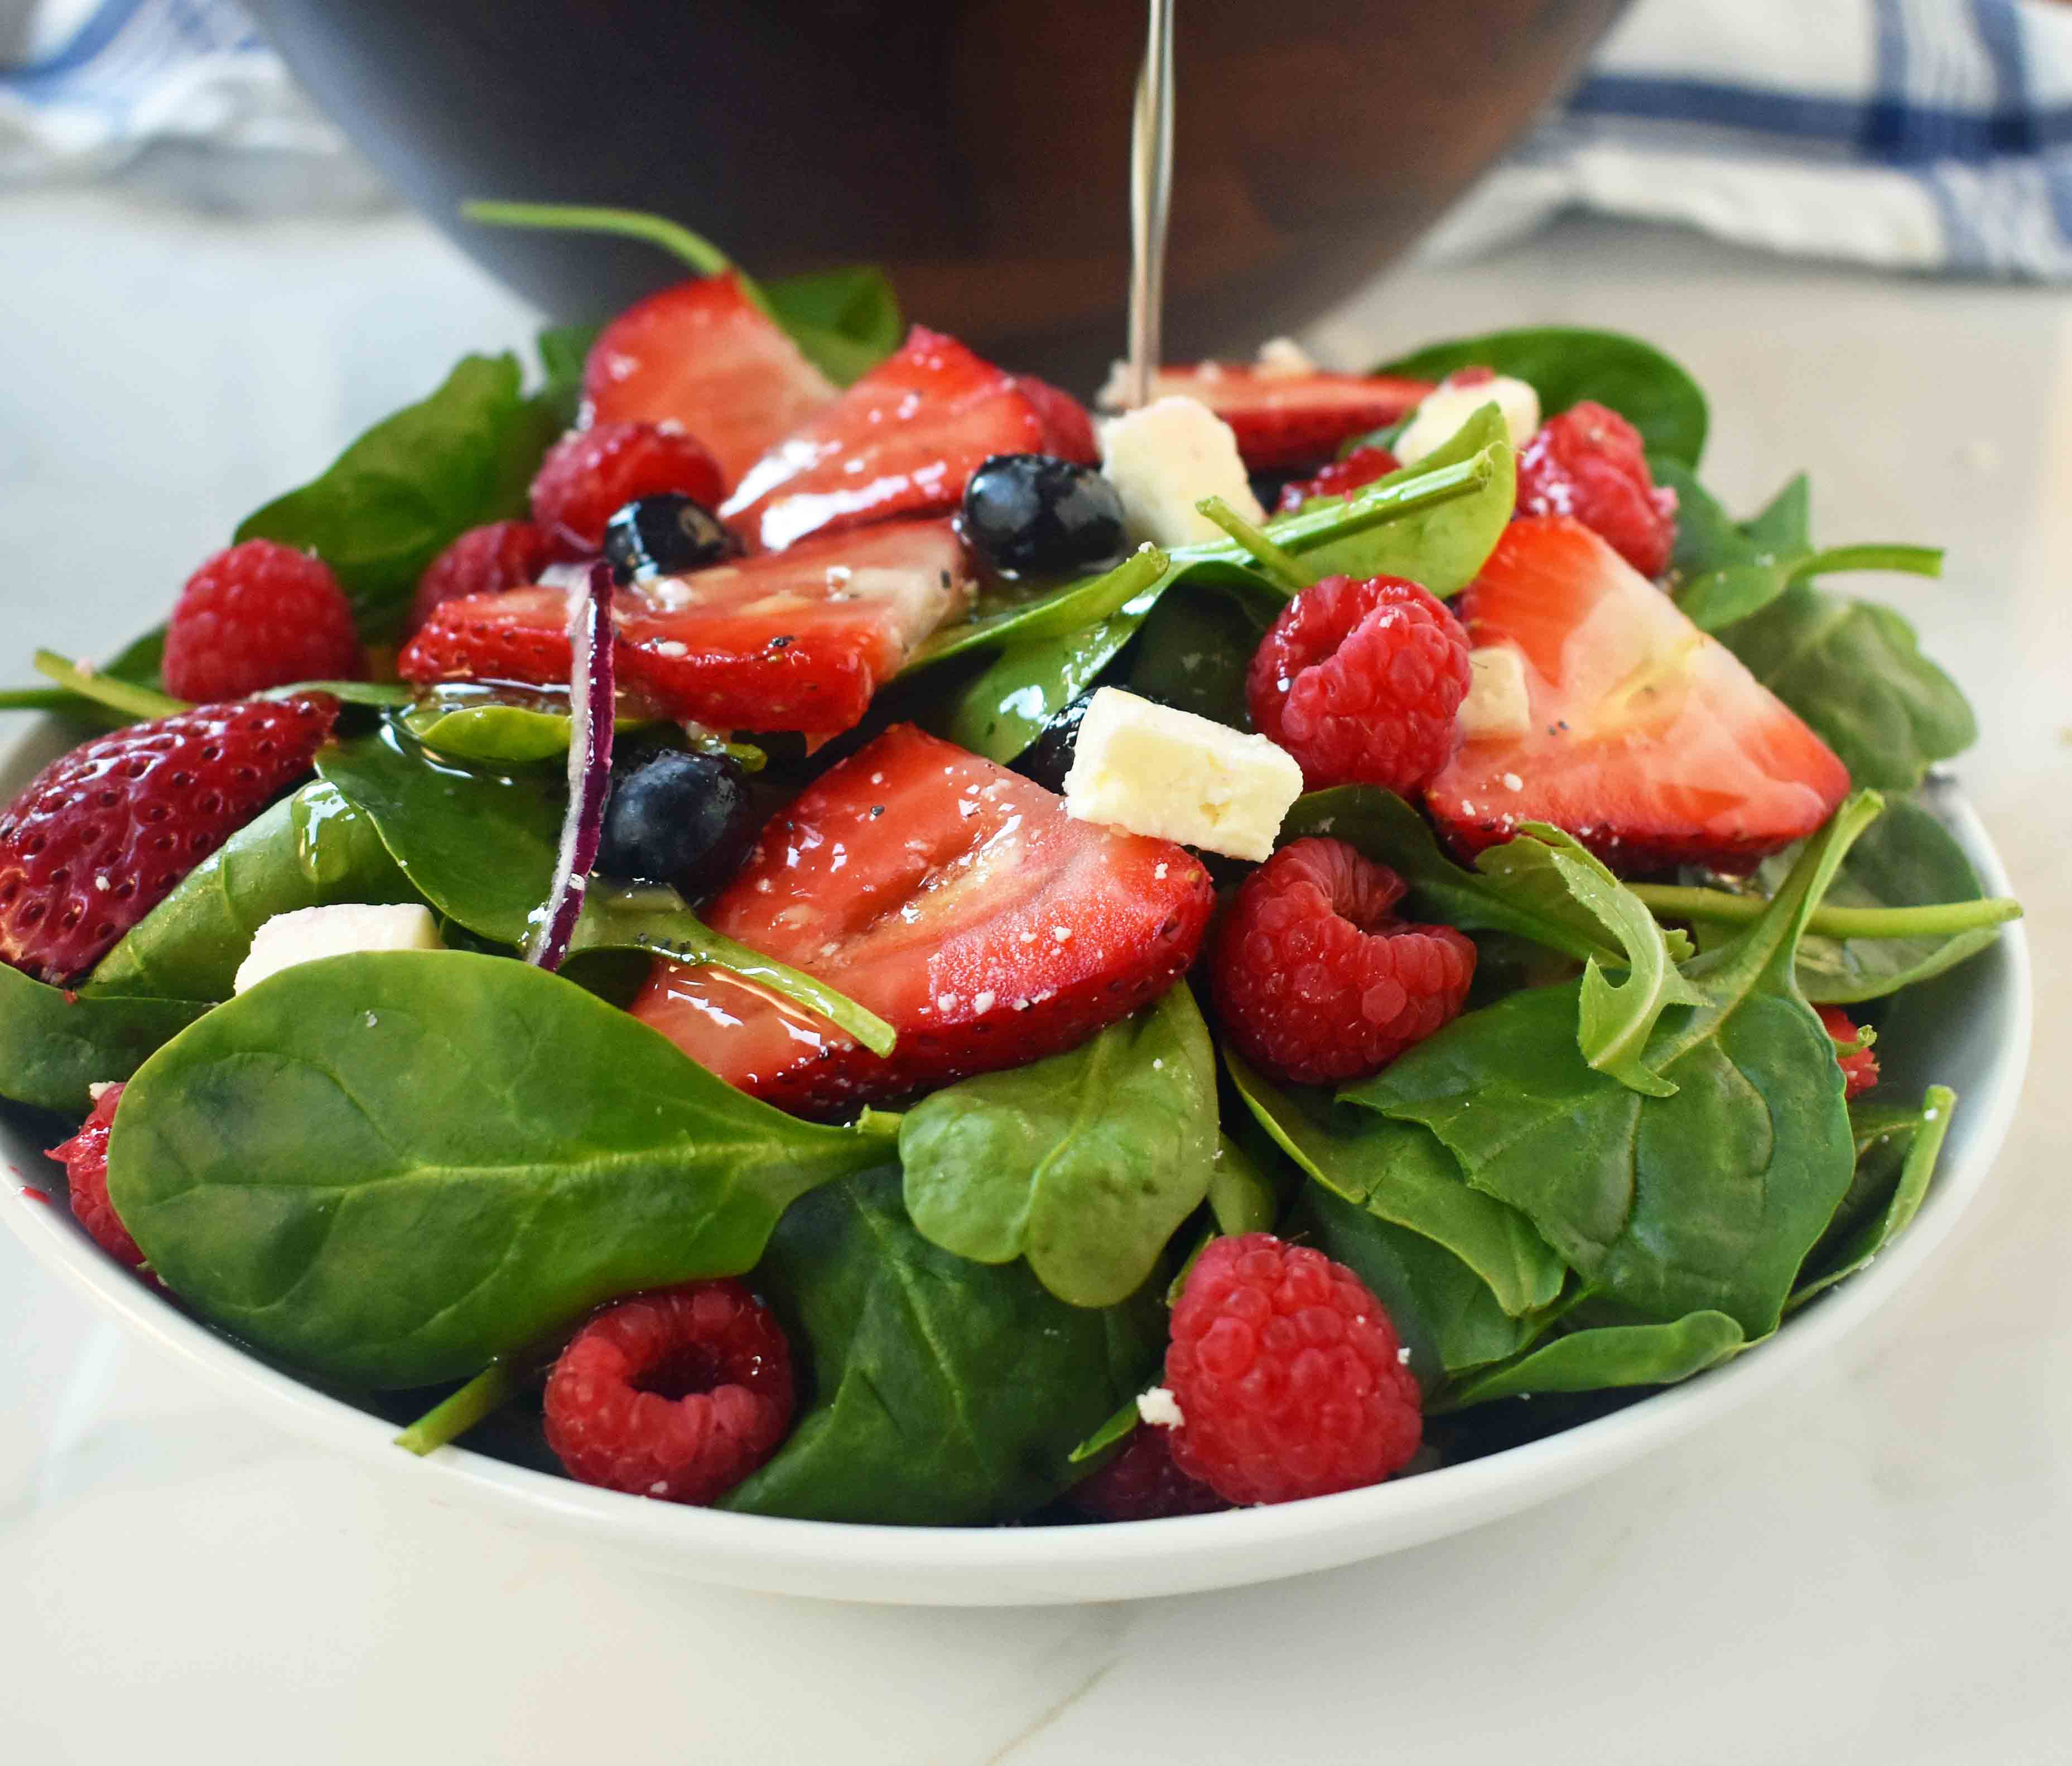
xmin=84 ymin=783 xmax=417 ymax=1003
xmin=1290 ymin=1183 xmax=1551 ymax=1394
xmin=900 ymin=984 xmax=1217 ymax=1307
xmin=236 ymin=354 xmax=560 ymax=642
xmin=1347 ymin=794 xmax=1881 ymax=1337
xmin=534 ymin=322 xmax=598 ymax=430
xmin=0 ymin=965 xmax=210 ymax=1114
xmin=1208 ymin=1129 xmax=1282 ymax=1236
xmin=1791 ymin=1086 xmax=1955 ymax=1309
xmin=1123 ymin=579 xmax=1272 ymax=730
xmin=1435 ymin=1311 xmax=1744 ymax=1410
xmin=1226 ymin=1051 xmax=1565 ymax=1318
xmin=108 ymin=950 xmax=895 ymax=1386
xmin=316 ymin=722 xmax=890 ymax=1049
xmin=904 ymin=545 xmax=1170 ymax=672
xmin=721 ymin=1165 xmax=1167 ymax=1524
xmin=1066 ymin=1398 xmax=1143 ymax=1467
xmin=1374 ymin=326 xmax=1709 ymax=466
xmin=936 ymin=419 xmax=1515 ymax=762
xmin=1281 ymin=787 xmax=1690 ymax=968
xmin=1713 ymin=582 xmax=1976 ymax=791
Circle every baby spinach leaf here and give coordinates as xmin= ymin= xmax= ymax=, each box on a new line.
xmin=1374 ymin=326 xmax=1709 ymax=466
xmin=237 ymin=354 xmax=560 ymax=643
xmin=108 ymin=950 xmax=895 ymax=1387
xmin=1122 ymin=579 xmax=1273 ymax=730
xmin=1791 ymin=1086 xmax=1955 ymax=1310
xmin=84 ymin=782 xmax=417 ymax=1003
xmin=904 ymin=545 xmax=1169 ymax=672
xmin=0 ymin=965 xmax=210 ymax=1114
xmin=316 ymin=722 xmax=890 ymax=1050
xmin=899 ymin=984 xmax=1217 ymax=1307
xmin=1208 ymin=1129 xmax=1281 ymax=1236
xmin=534 ymin=321 xmax=599 ymax=429
xmin=1066 ymin=1398 xmax=1143 ymax=1467
xmin=1289 ymin=1183 xmax=1551 ymax=1394
xmin=1435 ymin=1310 xmax=1744 ymax=1410
xmin=721 ymin=1165 xmax=1167 ymax=1524
xmin=1347 ymin=795 xmax=1881 ymax=1337
xmin=1715 ymin=583 xmax=1977 ymax=792
xmin=1226 ymin=1051 xmax=1565 ymax=1317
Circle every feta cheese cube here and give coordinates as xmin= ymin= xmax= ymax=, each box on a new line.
xmin=1394 ymin=371 xmax=1541 ymax=466
xmin=1460 ymin=645 xmax=1534 ymax=741
xmin=1098 ymin=396 xmax=1266 ymax=548
xmin=233 ymin=903 xmax=444 ymax=994
xmin=1062 ymin=687 xmax=1302 ymax=862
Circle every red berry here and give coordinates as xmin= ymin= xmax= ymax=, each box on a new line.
xmin=543 ymin=1280 xmax=794 ymax=1504
xmin=1515 ymin=401 xmax=1679 ymax=579
xmin=529 ymin=421 xmax=726 ymax=552
xmin=409 ymin=519 xmax=558 ymax=634
xmin=45 ymin=1083 xmax=144 ymax=1269
xmin=1013 ymin=374 xmax=1100 ymax=465
xmin=1246 ymin=574 xmax=1471 ymax=793
xmin=0 ymin=694 xmax=340 ymax=984
xmin=1817 ymin=1004 xmax=1881 ymax=1099
xmin=1275 ymin=444 xmax=1400 ymax=513
xmin=162 ymin=539 xmax=364 ymax=702
xmin=1071 ymin=1421 xmax=1228 ymax=1522
xmin=1164 ymin=1234 xmax=1422 ymax=1506
xmin=1212 ymin=837 xmax=1476 ymax=1086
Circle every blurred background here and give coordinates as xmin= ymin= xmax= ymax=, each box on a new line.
xmin=3 ymin=5 xmax=2070 ymax=1764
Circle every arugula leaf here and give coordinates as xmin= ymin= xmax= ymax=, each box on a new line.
xmin=1347 ymin=794 xmax=1882 ymax=1337
xmin=1373 ymin=326 xmax=1709 ymax=465
xmin=235 ymin=354 xmax=560 ymax=643
xmin=1226 ymin=1051 xmax=1565 ymax=1318
xmin=462 ymin=201 xmax=901 ymax=386
xmin=721 ymin=1165 xmax=1167 ymax=1524
xmin=899 ymin=984 xmax=1217 ymax=1307
xmin=315 ymin=721 xmax=893 ymax=1052
xmin=936 ymin=417 xmax=1515 ymax=762
xmin=1435 ymin=1311 xmax=1745 ymax=1410
xmin=84 ymin=783 xmax=417 ymax=1003
xmin=1790 ymin=1086 xmax=1955 ymax=1309
xmin=108 ymin=950 xmax=895 ymax=1386
xmin=0 ymin=964 xmax=210 ymax=1113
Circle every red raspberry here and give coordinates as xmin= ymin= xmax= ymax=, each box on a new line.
xmin=1071 ymin=1421 xmax=1228 ymax=1522
xmin=409 ymin=519 xmax=558 ymax=635
xmin=1013 ymin=374 xmax=1100 ymax=465
xmin=1817 ymin=1005 xmax=1881 ymax=1099
xmin=162 ymin=539 xmax=364 ymax=702
xmin=543 ymin=1280 xmax=794 ymax=1504
xmin=1165 ymin=1234 xmax=1422 ymax=1506
xmin=1275 ymin=444 xmax=1400 ymax=513
xmin=45 ymin=1084 xmax=145 ymax=1269
xmin=1213 ymin=837 xmax=1475 ymax=1086
xmin=1246 ymin=574 xmax=1470 ymax=793
xmin=529 ymin=421 xmax=725 ymax=552
xmin=1515 ymin=401 xmax=1679 ymax=579
xmin=0 ymin=694 xmax=340 ymax=983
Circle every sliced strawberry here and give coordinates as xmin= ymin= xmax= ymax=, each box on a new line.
xmin=0 ymin=695 xmax=340 ymax=984
xmin=398 ymin=521 xmax=974 ymax=738
xmin=1107 ymin=367 xmax=1432 ymax=471
xmin=1427 ymin=517 xmax=1849 ymax=873
xmin=629 ymin=724 xmax=1215 ymax=1117
xmin=584 ymin=272 xmax=839 ymax=491
xmin=1013 ymin=374 xmax=1099 ymax=465
xmin=721 ymin=326 xmax=1045 ymax=554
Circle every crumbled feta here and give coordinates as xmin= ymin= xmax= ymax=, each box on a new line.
xmin=233 ymin=903 xmax=444 ymax=994
xmin=1098 ymin=396 xmax=1265 ymax=548
xmin=1394 ymin=371 xmax=1541 ymax=466
xmin=1253 ymin=336 xmax=1318 ymax=377
xmin=1137 ymin=1386 xmax=1185 ymax=1429
xmin=1062 ymin=688 xmax=1301 ymax=862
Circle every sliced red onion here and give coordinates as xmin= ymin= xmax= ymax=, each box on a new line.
xmin=527 ymin=561 xmax=616 ymax=972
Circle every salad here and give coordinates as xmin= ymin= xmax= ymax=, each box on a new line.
xmin=0 ymin=204 xmax=2019 ymax=1527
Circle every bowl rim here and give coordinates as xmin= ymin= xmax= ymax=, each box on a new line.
xmin=0 ymin=724 xmax=2032 ymax=1604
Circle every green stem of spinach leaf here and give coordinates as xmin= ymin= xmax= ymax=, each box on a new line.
xmin=34 ymin=650 xmax=188 ymax=721
xmin=1261 ymin=449 xmax=1496 ymax=587
xmin=1798 ymin=543 xmax=1943 ymax=580
xmin=1195 ymin=497 xmax=1316 ymax=593
xmin=1631 ymin=883 xmax=2021 ymax=941
xmin=394 ymin=1358 xmax=521 ymax=1456
xmin=463 ymin=199 xmax=765 ymax=310
xmin=0 ymin=687 xmax=71 ymax=712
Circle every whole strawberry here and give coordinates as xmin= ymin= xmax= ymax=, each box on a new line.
xmin=162 ymin=538 xmax=365 ymax=701
xmin=0 ymin=694 xmax=339 ymax=983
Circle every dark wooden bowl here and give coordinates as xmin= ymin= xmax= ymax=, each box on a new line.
xmin=245 ymin=0 xmax=1628 ymax=381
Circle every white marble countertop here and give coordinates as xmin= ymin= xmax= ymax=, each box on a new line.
xmin=1 ymin=187 xmax=2066 ymax=1763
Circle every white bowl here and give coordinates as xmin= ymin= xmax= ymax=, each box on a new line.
xmin=0 ymin=713 xmax=2031 ymax=1605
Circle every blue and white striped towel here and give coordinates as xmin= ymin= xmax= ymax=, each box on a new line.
xmin=1432 ymin=0 xmax=2072 ymax=278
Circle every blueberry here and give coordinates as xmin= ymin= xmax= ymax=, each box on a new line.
xmin=604 ymin=495 xmax=736 ymax=584
xmin=1010 ymin=684 xmax=1101 ymax=794
xmin=597 ymin=749 xmax=751 ymax=896
xmin=961 ymin=454 xmax=1125 ymax=576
